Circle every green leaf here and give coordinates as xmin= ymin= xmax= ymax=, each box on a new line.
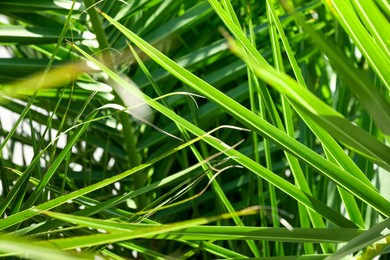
xmin=0 ymin=234 xmax=87 ymax=259
xmin=0 ymin=0 xmax=83 ymax=12
xmin=35 ymin=207 xmax=259 ymax=249
xmin=322 ymin=0 xmax=390 ymax=91
xmin=0 ymin=25 xmax=91 ymax=44
xmin=329 ymin=218 xmax=390 ymax=259
xmin=98 ymin=9 xmax=390 ymax=218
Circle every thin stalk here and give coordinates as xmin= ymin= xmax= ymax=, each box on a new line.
xmin=247 ymin=5 xmax=270 ymax=256
xmin=249 ymin=71 xmax=269 ymax=256
xmin=268 ymin=0 xmax=366 ymax=229
xmin=0 ymin=0 xmax=78 ymax=218
xmin=128 ymin=44 xmax=259 ymax=256
xmin=266 ymin=2 xmax=285 ymax=255
xmin=83 ymin=0 xmax=144 ymax=207
xmin=262 ymin=0 xmax=332 ymax=253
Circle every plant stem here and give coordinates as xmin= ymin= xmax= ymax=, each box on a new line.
xmin=83 ymin=0 xmax=145 ymax=208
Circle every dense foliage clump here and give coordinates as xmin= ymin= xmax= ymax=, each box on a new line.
xmin=0 ymin=0 xmax=389 ymax=259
